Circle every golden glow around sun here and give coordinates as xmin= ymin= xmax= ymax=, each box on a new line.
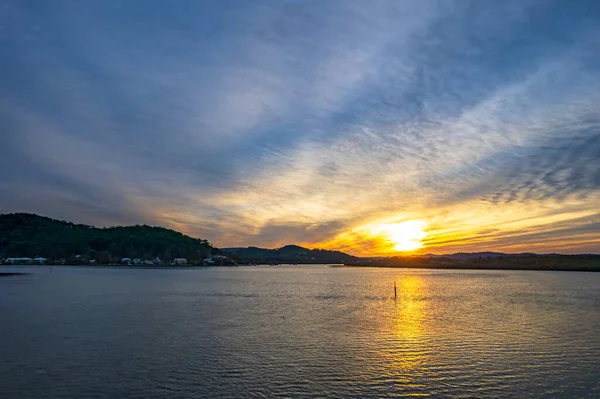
xmin=374 ymin=220 xmax=428 ymax=252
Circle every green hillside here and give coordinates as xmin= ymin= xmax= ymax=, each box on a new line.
xmin=0 ymin=213 xmax=218 ymax=263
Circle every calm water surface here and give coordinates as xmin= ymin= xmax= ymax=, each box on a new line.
xmin=1 ymin=265 xmax=599 ymax=398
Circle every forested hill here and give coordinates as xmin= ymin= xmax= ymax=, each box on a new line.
xmin=0 ymin=213 xmax=218 ymax=262
xmin=222 ymin=245 xmax=359 ymax=264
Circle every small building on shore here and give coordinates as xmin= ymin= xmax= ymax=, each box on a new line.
xmin=5 ymin=257 xmax=33 ymax=264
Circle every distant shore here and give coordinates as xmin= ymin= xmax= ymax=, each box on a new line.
xmin=3 ymin=259 xmax=599 ymax=272
xmin=0 ymin=263 xmax=291 ymax=270
xmin=0 ymin=264 xmax=220 ymax=270
xmin=0 ymin=272 xmax=31 ymax=276
xmin=338 ymin=257 xmax=600 ymax=272
xmin=337 ymin=264 xmax=600 ymax=272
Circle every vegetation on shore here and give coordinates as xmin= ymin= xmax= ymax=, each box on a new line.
xmin=350 ymin=254 xmax=600 ymax=272
xmin=0 ymin=213 xmax=218 ymax=264
xmin=223 ymin=245 xmax=359 ymax=265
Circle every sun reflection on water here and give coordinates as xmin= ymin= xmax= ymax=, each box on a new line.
xmin=394 ymin=277 xmax=427 ymax=339
xmin=387 ymin=276 xmax=430 ymax=375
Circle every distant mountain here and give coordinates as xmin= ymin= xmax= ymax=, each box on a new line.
xmin=223 ymin=245 xmax=359 ymax=264
xmin=423 ymin=252 xmax=543 ymax=259
xmin=0 ymin=213 xmax=218 ymax=263
xmin=357 ymin=252 xmax=600 ymax=272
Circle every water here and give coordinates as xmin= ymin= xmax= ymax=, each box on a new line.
xmin=1 ymin=265 xmax=599 ymax=398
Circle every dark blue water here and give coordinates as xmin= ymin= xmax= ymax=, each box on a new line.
xmin=1 ymin=265 xmax=599 ymax=398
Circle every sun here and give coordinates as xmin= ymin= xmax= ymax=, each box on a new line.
xmin=377 ymin=220 xmax=428 ymax=252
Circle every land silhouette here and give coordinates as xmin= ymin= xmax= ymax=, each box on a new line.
xmin=1 ymin=213 xmax=598 ymax=271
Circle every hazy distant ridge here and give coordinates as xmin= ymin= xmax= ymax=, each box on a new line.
xmin=423 ymin=252 xmax=553 ymax=259
xmin=222 ymin=245 xmax=359 ymax=264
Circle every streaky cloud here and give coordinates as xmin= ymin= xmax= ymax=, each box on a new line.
xmin=1 ymin=0 xmax=599 ymax=254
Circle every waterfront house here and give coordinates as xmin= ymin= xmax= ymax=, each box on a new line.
xmin=5 ymin=257 xmax=33 ymax=264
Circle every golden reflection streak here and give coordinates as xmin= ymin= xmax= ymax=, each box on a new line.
xmin=393 ymin=276 xmax=426 ymax=340
xmin=387 ymin=276 xmax=429 ymax=374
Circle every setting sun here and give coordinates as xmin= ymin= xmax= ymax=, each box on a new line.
xmin=376 ymin=220 xmax=428 ymax=252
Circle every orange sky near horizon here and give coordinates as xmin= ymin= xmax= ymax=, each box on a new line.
xmin=3 ymin=1 xmax=599 ymax=256
xmin=147 ymin=189 xmax=600 ymax=257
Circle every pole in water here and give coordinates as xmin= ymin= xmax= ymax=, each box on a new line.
xmin=394 ymin=280 xmax=397 ymax=299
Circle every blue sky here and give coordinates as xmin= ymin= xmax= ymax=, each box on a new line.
xmin=1 ymin=0 xmax=599 ymax=254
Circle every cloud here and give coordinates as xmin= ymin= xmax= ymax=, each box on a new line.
xmin=1 ymin=0 xmax=599 ymax=253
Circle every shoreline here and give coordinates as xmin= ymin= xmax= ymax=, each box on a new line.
xmin=0 ymin=264 xmax=225 ymax=270
xmin=0 ymin=263 xmax=310 ymax=270
xmin=336 ymin=264 xmax=600 ymax=272
xmin=2 ymin=263 xmax=599 ymax=272
xmin=0 ymin=272 xmax=32 ymax=276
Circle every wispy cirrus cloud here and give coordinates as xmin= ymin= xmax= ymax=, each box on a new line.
xmin=1 ymin=0 xmax=599 ymax=254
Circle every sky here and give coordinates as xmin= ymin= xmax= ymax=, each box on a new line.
xmin=1 ymin=0 xmax=599 ymax=255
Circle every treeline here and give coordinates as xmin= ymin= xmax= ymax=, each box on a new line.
xmin=223 ymin=244 xmax=359 ymax=264
xmin=355 ymin=254 xmax=600 ymax=272
xmin=0 ymin=213 xmax=218 ymax=262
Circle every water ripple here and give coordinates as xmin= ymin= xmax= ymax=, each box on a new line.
xmin=0 ymin=266 xmax=599 ymax=398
